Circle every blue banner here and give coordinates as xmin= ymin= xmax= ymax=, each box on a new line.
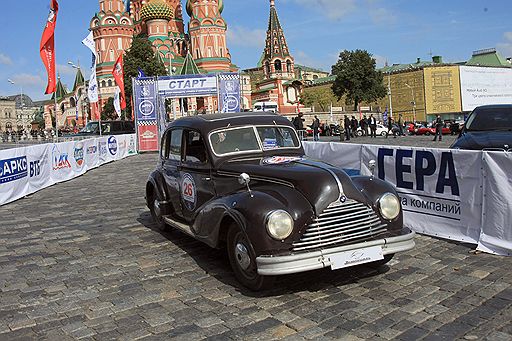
xmin=218 ymin=73 xmax=241 ymax=113
xmin=134 ymin=77 xmax=157 ymax=121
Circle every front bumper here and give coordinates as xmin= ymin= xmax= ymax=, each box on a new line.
xmin=256 ymin=230 xmax=415 ymax=276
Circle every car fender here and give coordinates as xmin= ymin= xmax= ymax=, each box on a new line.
xmin=146 ymin=170 xmax=168 ymax=205
xmin=193 ymin=186 xmax=314 ymax=255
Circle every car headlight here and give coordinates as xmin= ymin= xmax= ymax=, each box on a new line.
xmin=378 ymin=193 xmax=401 ymax=220
xmin=266 ymin=210 xmax=293 ymax=240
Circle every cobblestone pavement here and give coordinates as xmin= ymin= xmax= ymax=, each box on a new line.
xmin=1 ymin=153 xmax=511 ymax=341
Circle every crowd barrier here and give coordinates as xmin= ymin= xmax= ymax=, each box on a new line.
xmin=303 ymin=141 xmax=512 ymax=256
xmin=0 ymin=134 xmax=137 ymax=206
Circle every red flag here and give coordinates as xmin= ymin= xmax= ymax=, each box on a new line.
xmin=40 ymin=0 xmax=59 ymax=95
xmin=112 ymin=54 xmax=126 ymax=110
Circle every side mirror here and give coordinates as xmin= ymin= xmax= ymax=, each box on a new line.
xmin=238 ymin=173 xmax=250 ymax=185
xmin=368 ymin=160 xmax=376 ymax=178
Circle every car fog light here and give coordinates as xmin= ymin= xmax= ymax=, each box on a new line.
xmin=266 ymin=210 xmax=293 ymax=240
xmin=378 ymin=193 xmax=401 ymax=220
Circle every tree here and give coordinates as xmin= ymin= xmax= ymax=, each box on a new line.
xmin=123 ymin=35 xmax=167 ymax=119
xmin=101 ymin=97 xmax=118 ymax=120
xmin=301 ymin=87 xmax=339 ymax=112
xmin=331 ymin=49 xmax=387 ymax=111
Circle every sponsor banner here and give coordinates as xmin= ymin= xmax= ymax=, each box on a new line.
xmin=134 ymin=77 xmax=157 ymax=121
xmin=303 ymin=142 xmax=362 ymax=176
xmin=460 ymin=66 xmax=512 ymax=111
xmin=0 ymin=134 xmax=136 ymax=206
xmin=157 ymin=74 xmax=218 ymax=98
xmin=137 ymin=124 xmax=159 ymax=152
xmin=361 ymin=145 xmax=483 ymax=244
xmin=477 ymin=152 xmax=512 ymax=256
xmin=218 ymin=73 xmax=241 ymax=113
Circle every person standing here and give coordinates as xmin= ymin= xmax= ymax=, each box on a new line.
xmin=360 ymin=116 xmax=367 ymax=136
xmin=433 ymin=114 xmax=443 ymax=141
xmin=386 ymin=116 xmax=393 ymax=138
xmin=338 ymin=117 xmax=344 ymax=142
xmin=398 ymin=114 xmax=404 ymax=136
xmin=369 ymin=114 xmax=377 ymax=138
xmin=351 ymin=116 xmax=358 ymax=138
xmin=344 ymin=115 xmax=351 ymax=141
xmin=312 ymin=115 xmax=320 ymax=141
xmin=293 ymin=113 xmax=305 ymax=140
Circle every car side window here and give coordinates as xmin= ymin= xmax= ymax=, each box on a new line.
xmin=184 ymin=130 xmax=208 ymax=164
xmin=161 ymin=131 xmax=170 ymax=159
xmin=169 ymin=129 xmax=183 ymax=162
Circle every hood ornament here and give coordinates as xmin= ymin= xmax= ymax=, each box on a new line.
xmin=238 ymin=173 xmax=254 ymax=198
xmin=369 ymin=160 xmax=376 ymax=179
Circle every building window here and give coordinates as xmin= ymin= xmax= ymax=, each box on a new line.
xmin=286 ymin=60 xmax=292 ymax=72
xmin=101 ymin=80 xmax=106 ymax=88
xmin=109 ymin=50 xmax=114 ymax=61
xmin=108 ymin=80 xmax=112 ymax=87
xmin=275 ymin=59 xmax=282 ymax=72
xmin=265 ymin=61 xmax=270 ymax=76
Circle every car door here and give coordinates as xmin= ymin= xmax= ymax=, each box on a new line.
xmin=161 ymin=128 xmax=183 ymax=218
xmin=178 ymin=129 xmax=215 ymax=227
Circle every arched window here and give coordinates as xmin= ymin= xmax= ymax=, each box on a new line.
xmin=101 ymin=80 xmax=106 ymax=88
xmin=274 ymin=59 xmax=282 ymax=72
xmin=108 ymin=80 xmax=113 ymax=87
xmin=70 ymin=97 xmax=76 ymax=108
xmin=265 ymin=61 xmax=270 ymax=76
xmin=6 ymin=122 xmax=12 ymax=131
xmin=286 ymin=60 xmax=292 ymax=72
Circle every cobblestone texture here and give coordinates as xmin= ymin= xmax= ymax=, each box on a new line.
xmin=0 ymin=153 xmax=511 ymax=340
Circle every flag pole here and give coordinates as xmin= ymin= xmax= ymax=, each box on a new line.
xmin=54 ymin=91 xmax=58 ymax=142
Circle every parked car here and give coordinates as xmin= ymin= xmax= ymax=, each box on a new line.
xmin=305 ymin=126 xmax=322 ymax=136
xmin=451 ymin=104 xmax=512 ymax=150
xmin=146 ymin=112 xmax=415 ymax=290
xmin=413 ymin=124 xmax=450 ymax=136
xmin=357 ymin=123 xmax=388 ymax=136
xmin=70 ymin=120 xmax=135 ymax=136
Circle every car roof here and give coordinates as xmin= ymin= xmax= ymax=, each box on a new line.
xmin=167 ymin=112 xmax=294 ymax=134
xmin=474 ymin=104 xmax=512 ymax=110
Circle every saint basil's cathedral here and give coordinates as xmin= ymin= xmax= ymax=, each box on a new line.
xmin=45 ymin=0 xmax=304 ymax=128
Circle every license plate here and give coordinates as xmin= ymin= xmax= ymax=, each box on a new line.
xmin=330 ymin=245 xmax=384 ymax=270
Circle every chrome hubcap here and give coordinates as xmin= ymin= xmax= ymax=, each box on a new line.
xmin=235 ymin=242 xmax=251 ymax=271
xmin=153 ymin=199 xmax=161 ymax=218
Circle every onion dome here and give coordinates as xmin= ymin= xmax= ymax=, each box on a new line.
xmin=186 ymin=0 xmax=224 ymax=17
xmin=140 ymin=0 xmax=174 ymax=22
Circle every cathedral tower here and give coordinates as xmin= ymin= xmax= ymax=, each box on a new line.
xmin=262 ymin=0 xmax=295 ymax=79
xmin=90 ymin=0 xmax=134 ymax=111
xmin=185 ymin=0 xmax=232 ymax=72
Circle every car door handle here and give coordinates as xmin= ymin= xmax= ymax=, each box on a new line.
xmin=202 ymin=177 xmax=211 ymax=181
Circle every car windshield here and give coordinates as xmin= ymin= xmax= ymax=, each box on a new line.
xmin=465 ymin=108 xmax=512 ymax=131
xmin=80 ymin=122 xmax=99 ymax=133
xmin=209 ymin=126 xmax=300 ymax=155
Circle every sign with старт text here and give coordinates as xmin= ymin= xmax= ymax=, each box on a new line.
xmin=157 ymin=74 xmax=218 ymax=98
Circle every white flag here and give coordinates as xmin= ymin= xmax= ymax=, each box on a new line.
xmin=82 ymin=31 xmax=99 ymax=103
xmin=114 ymin=86 xmax=121 ymax=118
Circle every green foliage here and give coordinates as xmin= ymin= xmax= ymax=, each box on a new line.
xmin=331 ymin=49 xmax=387 ymax=111
xmin=123 ymin=35 xmax=167 ymax=118
xmin=301 ymin=87 xmax=338 ymax=112
xmin=101 ymin=97 xmax=118 ymax=120
xmin=33 ymin=110 xmax=45 ymax=128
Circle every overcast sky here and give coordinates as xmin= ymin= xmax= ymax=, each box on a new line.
xmin=1 ymin=0 xmax=511 ymax=101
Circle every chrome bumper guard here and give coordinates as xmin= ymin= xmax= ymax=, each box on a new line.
xmin=256 ymin=231 xmax=416 ymax=276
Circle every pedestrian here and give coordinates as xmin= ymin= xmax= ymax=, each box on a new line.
xmin=312 ymin=115 xmax=320 ymax=141
xmin=338 ymin=117 xmax=344 ymax=142
xmin=293 ymin=112 xmax=305 ymax=140
xmin=433 ymin=114 xmax=443 ymax=141
xmin=369 ymin=114 xmax=377 ymax=138
xmin=360 ymin=116 xmax=367 ymax=136
xmin=344 ymin=115 xmax=351 ymax=141
xmin=351 ymin=116 xmax=358 ymax=138
xmin=398 ymin=114 xmax=404 ymax=136
xmin=386 ymin=116 xmax=393 ymax=138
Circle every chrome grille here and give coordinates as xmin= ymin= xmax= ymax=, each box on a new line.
xmin=292 ymin=199 xmax=387 ymax=252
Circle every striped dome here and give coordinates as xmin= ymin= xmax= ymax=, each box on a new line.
xmin=140 ymin=0 xmax=174 ymax=22
xmin=186 ymin=0 xmax=224 ymax=17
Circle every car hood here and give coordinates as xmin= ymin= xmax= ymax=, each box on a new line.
xmin=218 ymin=156 xmax=369 ymax=214
xmin=452 ymin=131 xmax=512 ymax=150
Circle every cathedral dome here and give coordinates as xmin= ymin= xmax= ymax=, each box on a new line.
xmin=186 ymin=0 xmax=224 ymax=17
xmin=140 ymin=0 xmax=174 ymax=22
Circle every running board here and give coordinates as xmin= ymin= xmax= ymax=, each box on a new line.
xmin=164 ymin=216 xmax=195 ymax=237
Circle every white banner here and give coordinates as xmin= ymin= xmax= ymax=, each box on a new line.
xmin=460 ymin=66 xmax=512 ymax=111
xmin=478 ymin=152 xmax=512 ymax=255
xmin=82 ymin=31 xmax=99 ymax=103
xmin=303 ymin=142 xmax=512 ymax=256
xmin=0 ymin=134 xmax=137 ymax=206
xmin=114 ymin=86 xmax=121 ymax=118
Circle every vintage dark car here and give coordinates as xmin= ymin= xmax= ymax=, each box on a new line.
xmin=69 ymin=120 xmax=135 ymax=137
xmin=451 ymin=105 xmax=512 ymax=151
xmin=146 ymin=113 xmax=415 ymax=290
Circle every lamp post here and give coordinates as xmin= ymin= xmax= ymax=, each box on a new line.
xmin=387 ymin=72 xmax=393 ymax=119
xmin=7 ymin=79 xmax=27 ymax=134
xmin=168 ymin=36 xmax=185 ymax=119
xmin=68 ymin=61 xmax=83 ymax=129
xmin=404 ymin=82 xmax=416 ymax=123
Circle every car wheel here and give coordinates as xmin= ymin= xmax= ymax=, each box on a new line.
xmin=356 ymin=130 xmax=362 ymax=137
xmin=381 ymin=131 xmax=387 ymax=136
xmin=227 ymin=225 xmax=275 ymax=291
xmin=148 ymin=189 xmax=169 ymax=231
xmin=368 ymin=254 xmax=394 ymax=268
xmin=425 ymin=131 xmax=431 ymax=136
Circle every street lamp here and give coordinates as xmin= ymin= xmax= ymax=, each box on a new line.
xmin=7 ymin=79 xmax=27 ymax=133
xmin=68 ymin=61 xmax=83 ymax=128
xmin=168 ymin=36 xmax=185 ymax=119
xmin=404 ymin=83 xmax=416 ymax=123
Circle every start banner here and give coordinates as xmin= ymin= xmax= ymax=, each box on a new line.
xmin=0 ymin=134 xmax=137 ymax=206
xmin=304 ymin=141 xmax=512 ymax=256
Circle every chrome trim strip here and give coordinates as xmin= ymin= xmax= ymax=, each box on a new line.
xmin=216 ymin=171 xmax=295 ymax=188
xmin=256 ymin=231 xmax=416 ymax=275
xmin=291 ymin=228 xmax=388 ymax=251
